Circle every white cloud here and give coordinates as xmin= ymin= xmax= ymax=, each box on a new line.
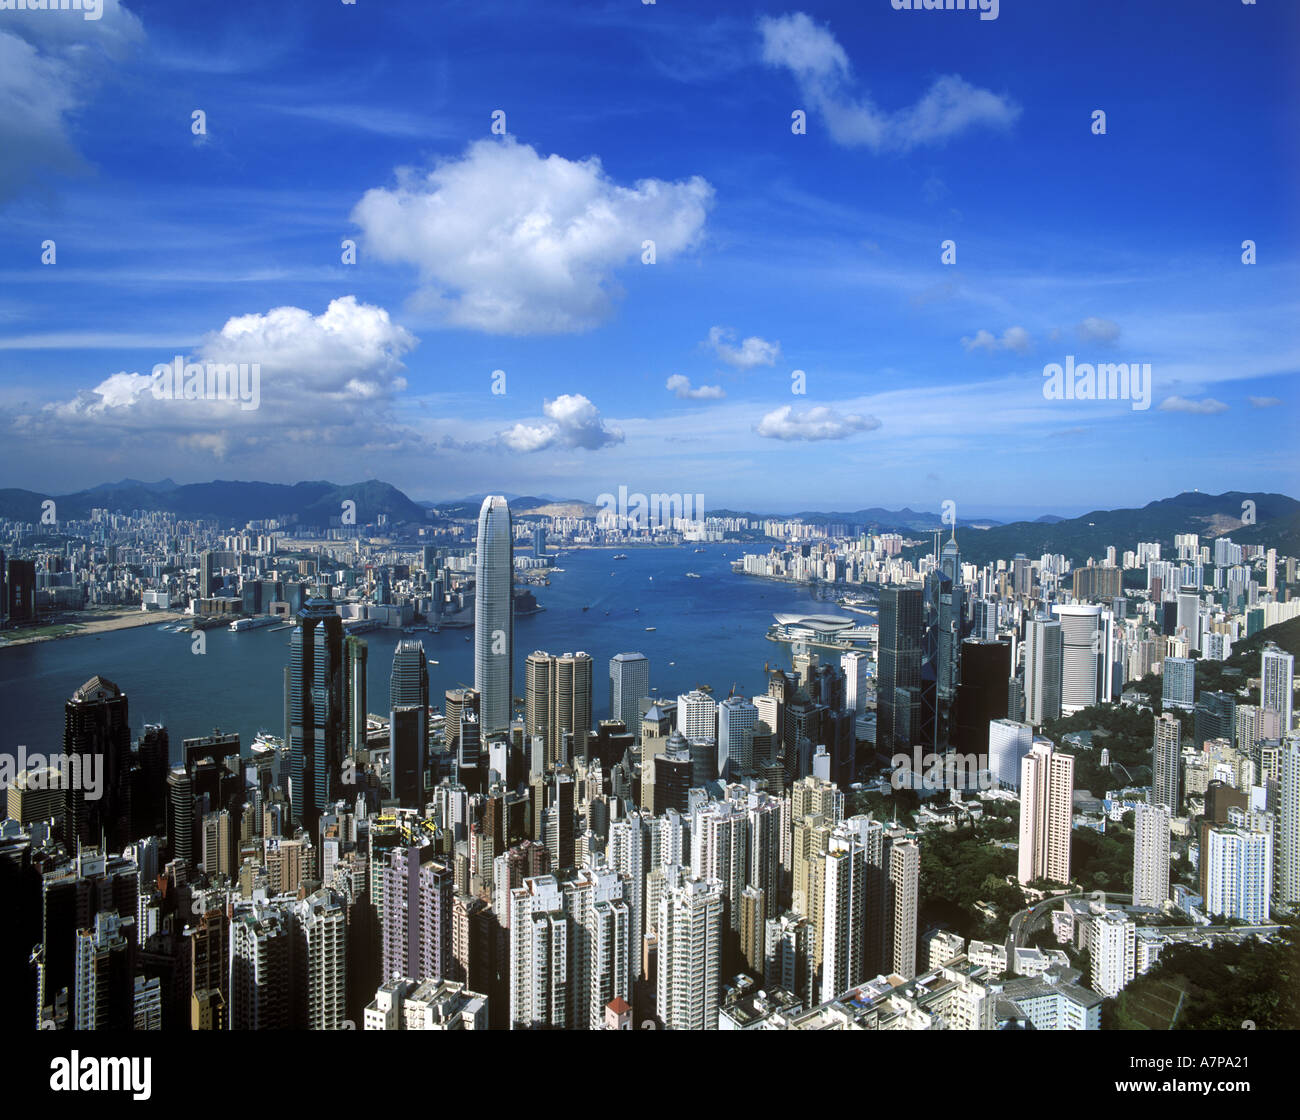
xmin=352 ymin=137 xmax=714 ymax=334
xmin=1158 ymin=396 xmax=1228 ymax=415
xmin=755 ymin=404 xmax=881 ymax=441
xmin=1077 ymin=316 xmax=1121 ymax=344
xmin=706 ymin=326 xmax=780 ymax=369
xmin=1248 ymin=396 xmax=1282 ymax=409
xmin=0 ymin=0 xmax=145 ymax=205
xmin=758 ymin=12 xmax=1019 ymax=151
xmin=10 ymin=298 xmax=418 ymax=460
xmin=666 ymin=374 xmax=725 ymax=400
xmin=498 ymin=393 xmax=624 ymax=452
xmin=961 ymin=326 xmax=1031 ymax=354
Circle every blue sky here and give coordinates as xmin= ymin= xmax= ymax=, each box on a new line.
xmin=1 ymin=0 xmax=1297 ymax=518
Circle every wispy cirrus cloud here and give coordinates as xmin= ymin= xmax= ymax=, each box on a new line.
xmin=758 ymin=12 xmax=1020 ymax=151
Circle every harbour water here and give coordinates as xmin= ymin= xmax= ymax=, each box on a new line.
xmin=0 ymin=543 xmax=871 ymax=763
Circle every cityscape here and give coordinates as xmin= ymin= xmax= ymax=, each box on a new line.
xmin=0 ymin=0 xmax=1296 ymax=1082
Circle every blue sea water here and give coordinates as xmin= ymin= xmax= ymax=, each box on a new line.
xmin=0 ymin=543 xmax=870 ymax=764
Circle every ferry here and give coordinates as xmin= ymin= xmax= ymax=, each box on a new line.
xmin=685 ymin=572 xmax=701 ymax=579
xmin=229 ymin=616 xmax=279 ymax=632
xmin=612 ymin=554 xmax=627 ymax=560
xmin=693 ymin=548 xmax=706 ymax=554
xmin=644 ymin=626 xmax=656 ymax=632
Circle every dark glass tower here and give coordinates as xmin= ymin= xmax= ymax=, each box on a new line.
xmin=63 ymin=676 xmax=132 ymax=850
xmin=287 ymin=599 xmax=344 ymax=836
xmin=877 ymin=585 xmax=922 ymax=753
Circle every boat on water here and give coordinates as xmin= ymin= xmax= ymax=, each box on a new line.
xmin=693 ymin=547 xmax=706 ymax=553
xmin=604 ymin=610 xmax=611 ymax=616
xmin=685 ymin=572 xmax=701 ymax=579
xmin=612 ymin=554 xmax=627 ymax=560
xmin=230 ymin=615 xmax=279 ymax=632
xmin=582 ymin=605 xmax=590 ymax=611
xmin=464 ymin=636 xmax=471 ymax=642
xmin=644 ymin=626 xmax=656 ymax=631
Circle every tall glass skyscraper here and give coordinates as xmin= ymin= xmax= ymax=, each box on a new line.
xmin=475 ymin=495 xmax=514 ymax=734
xmin=288 ymin=599 xmax=344 ymax=835
xmin=877 ymin=585 xmax=922 ymax=752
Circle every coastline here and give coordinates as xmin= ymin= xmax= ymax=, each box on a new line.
xmin=0 ymin=610 xmax=188 ymax=650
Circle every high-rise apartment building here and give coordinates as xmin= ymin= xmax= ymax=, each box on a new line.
xmin=1132 ymin=802 xmax=1171 ymax=908
xmin=1262 ymin=643 xmax=1294 ymax=733
xmin=657 ymin=875 xmax=723 ymax=1030
xmin=1152 ymin=712 xmax=1182 ymax=815
xmin=1017 ymin=740 xmax=1074 ymax=885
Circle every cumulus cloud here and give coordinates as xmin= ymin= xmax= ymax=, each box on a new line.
xmin=666 ymin=374 xmax=725 ymax=400
xmin=1158 ymin=396 xmax=1228 ymax=415
xmin=758 ymin=12 xmax=1019 ymax=151
xmin=706 ymin=326 xmax=780 ymax=370
xmin=961 ymin=326 xmax=1031 ymax=354
xmin=498 ymin=394 xmax=624 ymax=452
xmin=352 ymin=137 xmax=714 ymax=334
xmin=1248 ymin=396 xmax=1282 ymax=409
xmin=11 ymin=298 xmax=418 ymax=460
xmin=1076 ymin=317 xmax=1121 ymax=344
xmin=0 ymin=0 xmax=145 ymax=205
xmin=755 ymin=404 xmax=881 ymax=441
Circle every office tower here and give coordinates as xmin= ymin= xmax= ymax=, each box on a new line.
xmin=951 ymin=638 xmax=1012 ymax=755
xmin=1204 ymin=818 xmax=1272 ymax=923
xmin=1132 ymin=802 xmax=1172 ymax=908
xmin=509 ymin=875 xmax=569 ymax=1029
xmin=1176 ymin=588 xmax=1201 ymax=649
xmin=988 ymin=719 xmax=1033 ymax=790
xmin=63 ymin=676 xmax=132 ymax=851
xmin=819 ymin=831 xmax=867 ymax=1001
xmin=288 ymin=599 xmax=344 ymax=836
xmin=765 ymin=912 xmax=815 ymax=1007
xmin=382 ymin=844 xmax=453 ymax=983
xmin=444 ymin=688 xmax=479 ymax=760
xmin=131 ymin=724 xmax=169 ymax=839
xmin=199 ymin=549 xmax=215 ymax=600
xmin=1261 ymin=643 xmax=1294 ymax=733
xmin=525 ymin=651 xmax=554 ymax=766
xmin=657 ymin=876 xmax=723 ymax=1030
xmin=230 ymin=902 xmax=293 ymax=1030
xmin=551 ymin=771 xmax=576 ymax=869
xmin=1277 ymin=739 xmax=1300 ymax=906
xmin=293 ymin=889 xmax=348 ymax=1029
xmin=167 ymin=768 xmax=195 ymax=866
xmin=1052 ymin=604 xmax=1108 ymax=714
xmin=1152 ymin=713 xmax=1182 ymax=814
xmin=677 ymin=688 xmax=719 ymax=741
xmin=7 ymin=766 xmax=66 ymax=828
xmin=563 ymin=867 xmax=631 ymax=1030
xmin=390 ymin=707 xmax=425 ymax=808
xmin=74 ymin=911 xmax=135 ymax=1030
xmin=1023 ymin=616 xmax=1063 ymax=726
xmin=474 ymin=495 xmax=514 ymax=734
xmin=1194 ymin=691 xmax=1236 ymax=749
xmin=877 ymin=585 xmax=923 ymax=751
xmin=527 ymin=651 xmax=593 ymax=768
xmin=390 ymin=639 xmax=429 ymax=718
xmin=1017 ymin=740 xmax=1074 ymax=885
xmin=716 ymin=696 xmax=758 ymax=781
xmin=888 ymin=838 xmax=920 ymax=980
xmin=7 ymin=557 xmax=35 ymax=622
xmin=841 ymin=650 xmax=869 ymax=714
xmin=610 ymin=653 xmax=650 ymax=741
xmin=1162 ymin=656 xmax=1196 ymax=712
xmin=190 ymin=908 xmax=227 ymax=1029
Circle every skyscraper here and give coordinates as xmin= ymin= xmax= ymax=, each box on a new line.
xmin=390 ymin=639 xmax=430 ymax=804
xmin=1132 ymin=802 xmax=1171 ymax=908
xmin=657 ymin=876 xmax=723 ymax=1030
xmin=63 ymin=676 xmax=132 ymax=850
xmin=474 ymin=495 xmax=514 ymax=734
xmin=1162 ymin=656 xmax=1196 ymax=712
xmin=1052 ymin=604 xmax=1109 ymax=715
xmin=288 ymin=599 xmax=344 ymax=836
xmin=1262 ymin=643 xmax=1294 ymax=734
xmin=1017 ymin=740 xmax=1074 ymax=885
xmin=526 ymin=651 xmax=594 ymax=768
xmin=888 ymin=837 xmax=920 ymax=980
xmin=877 ymin=585 xmax=923 ymax=751
xmin=819 ymin=830 xmax=867 ymax=1001
xmin=717 ymin=696 xmax=758 ymax=780
xmin=610 ymin=652 xmax=650 ymax=740
xmin=1277 ymin=737 xmax=1300 ymax=907
xmin=343 ymin=635 xmax=368 ymax=756
xmin=1024 ymin=615 xmax=1063 ymax=726
xmin=1152 ymin=713 xmax=1182 ymax=815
